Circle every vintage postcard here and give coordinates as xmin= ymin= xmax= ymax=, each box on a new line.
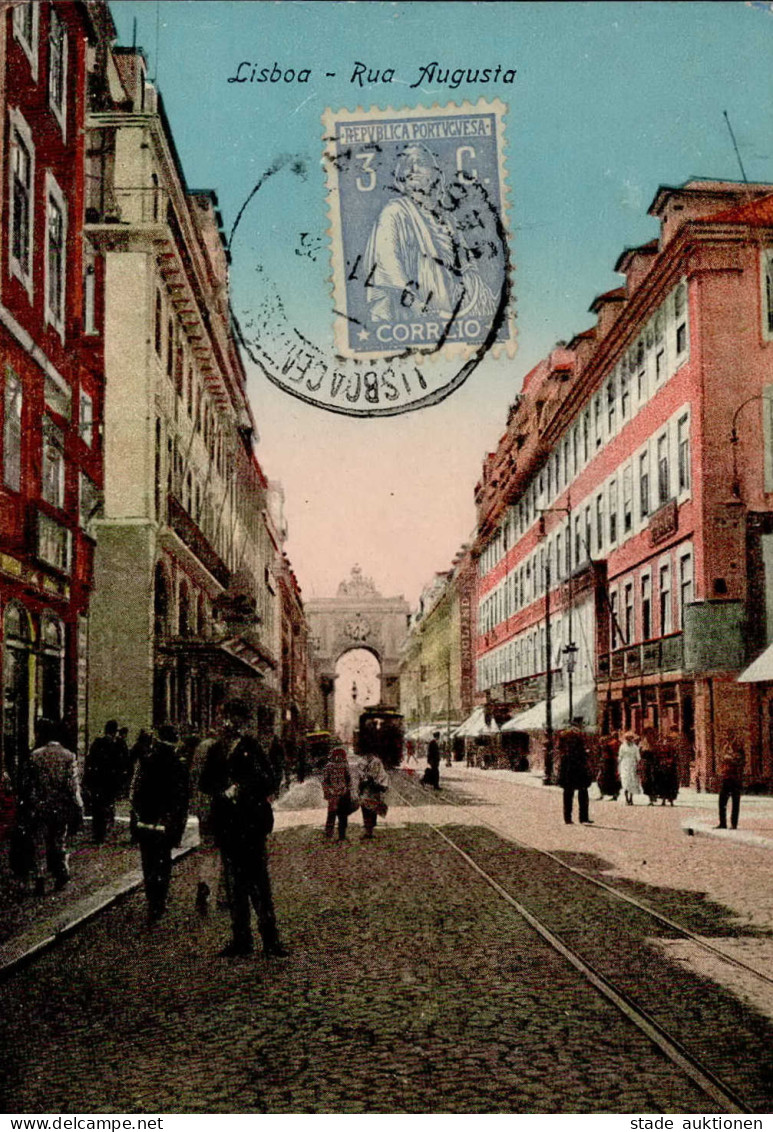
xmin=2 ymin=0 xmax=773 ymax=1125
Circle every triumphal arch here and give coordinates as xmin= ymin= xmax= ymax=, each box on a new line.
xmin=305 ymin=566 xmax=409 ymax=729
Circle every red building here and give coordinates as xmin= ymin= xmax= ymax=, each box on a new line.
xmin=0 ymin=1 xmax=110 ymax=782
xmin=475 ymin=179 xmax=773 ymax=791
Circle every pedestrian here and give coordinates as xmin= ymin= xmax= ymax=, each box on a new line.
xmin=670 ymin=726 xmax=694 ymax=789
xmin=557 ymin=721 xmax=593 ymax=825
xmin=597 ymin=732 xmax=621 ymax=801
xmin=187 ymin=732 xmax=223 ymax=915
xmin=0 ymin=770 xmax=16 ymax=847
xmin=269 ymin=734 xmax=286 ymax=791
xmin=638 ymin=727 xmax=658 ymax=806
xmin=322 ymin=746 xmax=355 ymax=841
xmin=83 ymin=720 xmax=123 ymax=843
xmin=617 ymin=732 xmax=641 ymax=806
xmin=26 ymin=718 xmax=84 ymax=895
xmin=422 ymin=731 xmax=441 ymax=789
xmin=717 ymin=739 xmax=745 ymax=830
xmin=358 ymin=749 xmax=389 ymax=839
xmin=130 ymin=725 xmax=190 ymax=924
xmin=116 ymin=726 xmax=132 ymax=797
xmin=654 ymin=733 xmax=679 ymax=806
xmin=199 ymin=699 xmax=288 ymax=959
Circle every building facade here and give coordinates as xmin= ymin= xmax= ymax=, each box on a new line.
xmin=0 ymin=1 xmax=110 ymax=783
xmin=83 ymin=44 xmax=282 ymax=741
xmin=475 ymin=179 xmax=773 ymax=790
xmin=400 ymin=547 xmax=476 ymax=734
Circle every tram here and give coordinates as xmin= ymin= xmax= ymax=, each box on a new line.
xmin=356 ymin=705 xmax=404 ymax=769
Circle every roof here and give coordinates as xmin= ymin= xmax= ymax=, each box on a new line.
xmin=589 ymin=286 xmax=626 ymax=314
xmin=709 ymin=193 xmax=773 ymax=227
xmin=614 ymin=239 xmax=659 ymax=274
xmin=737 ymin=643 xmax=773 ymax=683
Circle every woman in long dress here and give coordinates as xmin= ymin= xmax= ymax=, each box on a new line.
xmin=617 ymin=732 xmax=641 ymax=806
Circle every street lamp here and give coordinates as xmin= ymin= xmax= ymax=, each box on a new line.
xmin=563 ymin=642 xmax=579 ymax=722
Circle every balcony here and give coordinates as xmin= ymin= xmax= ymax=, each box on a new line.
xmin=598 ymin=632 xmax=684 ymax=681
xmin=85 ymin=186 xmax=169 ymax=228
xmin=167 ymin=494 xmax=230 ymax=588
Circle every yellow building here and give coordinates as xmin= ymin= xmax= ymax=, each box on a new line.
xmin=84 ymin=47 xmax=281 ymax=740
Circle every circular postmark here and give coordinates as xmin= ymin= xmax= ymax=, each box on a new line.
xmin=230 ymin=100 xmax=515 ymax=417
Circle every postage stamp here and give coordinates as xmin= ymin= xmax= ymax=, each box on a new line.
xmin=322 ymin=100 xmax=513 ymax=362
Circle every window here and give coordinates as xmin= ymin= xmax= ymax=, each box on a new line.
xmin=13 ymin=2 xmax=38 ymax=76
xmin=675 ymin=283 xmax=688 ymax=357
xmin=608 ymin=479 xmax=618 ymax=544
xmin=678 ymin=551 xmax=694 ymax=627
xmin=83 ymin=253 xmax=97 ymax=334
xmin=595 ymin=494 xmax=604 ymax=554
xmin=659 ymin=562 xmax=672 ymax=635
xmin=620 ymin=368 xmax=630 ymax=420
xmin=10 ymin=118 xmax=34 ymax=289
xmin=624 ymin=582 xmax=634 ymax=644
xmin=607 ymin=377 xmax=616 ymax=434
xmin=766 ymin=252 xmax=773 ymax=337
xmin=79 ymin=472 xmax=101 ymax=529
xmin=155 ymin=291 xmax=163 ymax=355
xmin=45 ymin=179 xmax=67 ymax=333
xmin=639 ymin=451 xmax=650 ymax=519
xmin=574 ymin=514 xmax=582 ymax=566
xmin=678 ymin=413 xmax=690 ymax=493
xmin=657 ymin=433 xmax=670 ymax=505
xmin=656 ymin=349 xmax=665 ymax=383
xmin=582 ymin=412 xmax=589 ymax=463
xmin=555 ymin=531 xmax=562 ymax=580
xmin=79 ymin=391 xmax=93 ymax=446
xmin=583 ymin=506 xmax=592 ymax=562
xmin=166 ymin=318 xmax=175 ymax=378
xmin=623 ymin=465 xmax=633 ymax=534
xmin=676 ymin=323 xmax=687 ymax=355
xmin=3 ymin=370 xmax=22 ymax=491
xmin=48 ymin=6 xmax=67 ymax=129
xmin=565 ymin=524 xmax=572 ymax=575
xmin=594 ymin=394 xmax=602 ymax=448
xmin=641 ymin=574 xmax=651 ymax=640
xmin=37 ymin=512 xmax=70 ymax=573
xmin=42 ymin=418 xmax=64 ymax=508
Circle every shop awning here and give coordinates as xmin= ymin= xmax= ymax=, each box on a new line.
xmin=737 ymin=643 xmax=773 ymax=683
xmin=454 ymin=706 xmax=500 ymax=738
xmin=501 ymin=685 xmax=596 ymax=733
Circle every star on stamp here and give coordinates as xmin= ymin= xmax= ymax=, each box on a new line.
xmin=322 ymin=100 xmax=513 ymax=362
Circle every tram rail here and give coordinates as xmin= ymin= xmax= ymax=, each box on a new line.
xmin=389 ymin=771 xmax=767 ymax=1114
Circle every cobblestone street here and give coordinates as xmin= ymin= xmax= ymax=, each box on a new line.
xmin=2 ymin=768 xmax=773 ymax=1113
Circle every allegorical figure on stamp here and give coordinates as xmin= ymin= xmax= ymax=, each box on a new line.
xmin=362 ymin=142 xmax=496 ymax=326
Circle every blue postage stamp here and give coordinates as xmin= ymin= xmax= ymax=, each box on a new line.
xmin=322 ymin=100 xmax=513 ymax=361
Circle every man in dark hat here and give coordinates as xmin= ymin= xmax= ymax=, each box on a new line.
xmin=199 ymin=699 xmax=288 ymax=959
xmin=557 ymin=721 xmax=594 ymax=825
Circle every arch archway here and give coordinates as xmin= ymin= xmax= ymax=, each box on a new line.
xmin=334 ymin=647 xmax=381 ymax=742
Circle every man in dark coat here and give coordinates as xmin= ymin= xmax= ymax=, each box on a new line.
xmin=422 ymin=731 xmax=442 ymax=790
xmin=717 ymin=739 xmax=745 ymax=830
xmin=83 ymin=720 xmax=123 ymax=843
xmin=199 ymin=699 xmax=287 ymax=959
xmin=557 ymin=723 xmax=593 ymax=825
xmin=130 ymin=725 xmax=190 ymax=924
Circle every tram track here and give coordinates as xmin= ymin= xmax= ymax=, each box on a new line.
xmin=389 ymin=771 xmax=770 ymax=1114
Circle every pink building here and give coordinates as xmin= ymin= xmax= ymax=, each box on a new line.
xmin=474 ymin=179 xmax=773 ymax=791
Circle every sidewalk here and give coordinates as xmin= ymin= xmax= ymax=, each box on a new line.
xmin=0 ymin=808 xmax=198 ymax=979
xmin=450 ymin=763 xmax=773 ymax=849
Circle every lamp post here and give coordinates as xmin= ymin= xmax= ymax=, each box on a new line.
xmin=563 ymin=642 xmax=579 ymax=722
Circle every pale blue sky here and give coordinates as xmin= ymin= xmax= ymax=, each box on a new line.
xmin=110 ymin=1 xmax=773 ymax=603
